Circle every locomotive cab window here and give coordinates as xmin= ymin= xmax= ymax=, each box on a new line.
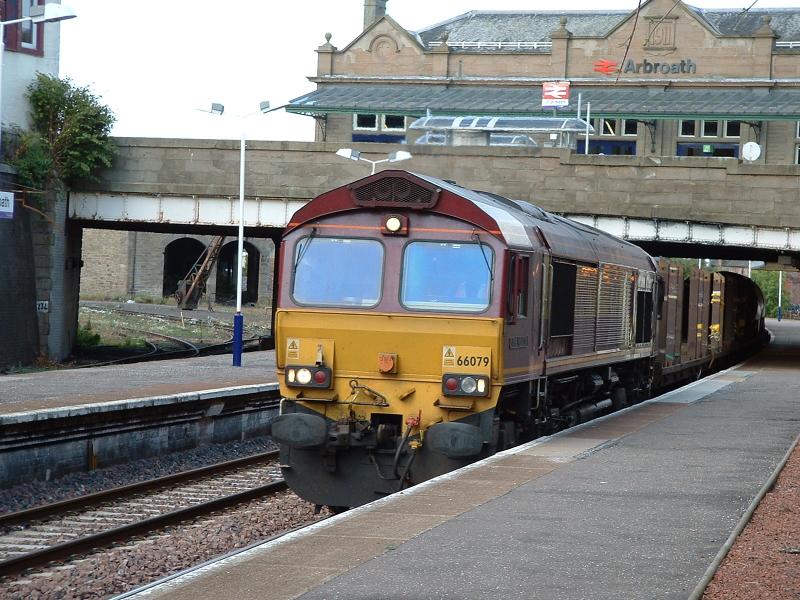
xmin=292 ymin=237 xmax=384 ymax=307
xmin=507 ymin=254 xmax=530 ymax=321
xmin=401 ymin=241 xmax=493 ymax=313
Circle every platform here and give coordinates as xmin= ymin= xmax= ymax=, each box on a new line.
xmin=126 ymin=319 xmax=800 ymax=600
xmin=0 ymin=350 xmax=277 ymax=418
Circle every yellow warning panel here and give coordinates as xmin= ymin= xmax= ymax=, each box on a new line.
xmin=287 ymin=338 xmax=300 ymax=360
xmin=442 ymin=345 xmax=492 ymax=375
xmin=286 ymin=338 xmax=334 ymax=366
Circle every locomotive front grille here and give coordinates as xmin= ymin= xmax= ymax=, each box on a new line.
xmin=350 ymin=176 xmax=440 ymax=209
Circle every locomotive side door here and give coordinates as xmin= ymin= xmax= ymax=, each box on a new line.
xmin=503 ymin=250 xmax=544 ymax=382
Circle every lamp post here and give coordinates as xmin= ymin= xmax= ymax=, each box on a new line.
xmin=209 ymin=100 xmax=280 ymax=366
xmin=335 ymin=148 xmax=412 ymax=174
xmin=0 ymin=4 xmax=76 ymax=158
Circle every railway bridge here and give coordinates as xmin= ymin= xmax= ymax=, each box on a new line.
xmin=73 ymin=137 xmax=800 ymax=261
xmin=34 ymin=137 xmax=800 ymax=360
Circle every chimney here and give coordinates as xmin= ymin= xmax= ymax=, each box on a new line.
xmin=363 ymin=0 xmax=387 ymax=29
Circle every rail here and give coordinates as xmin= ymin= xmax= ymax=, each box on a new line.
xmin=0 ymin=450 xmax=284 ymax=577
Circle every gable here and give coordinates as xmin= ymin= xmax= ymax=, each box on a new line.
xmin=340 ymin=15 xmax=425 ymax=55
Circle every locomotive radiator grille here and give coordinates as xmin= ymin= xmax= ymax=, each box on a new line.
xmin=596 ymin=264 xmax=630 ymax=351
xmin=573 ymin=266 xmax=599 ymax=355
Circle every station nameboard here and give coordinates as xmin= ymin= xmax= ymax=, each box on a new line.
xmin=0 ymin=191 xmax=13 ymax=219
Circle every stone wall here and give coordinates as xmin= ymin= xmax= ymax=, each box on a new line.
xmin=80 ymin=229 xmax=275 ymax=307
xmin=0 ymin=168 xmax=38 ymax=368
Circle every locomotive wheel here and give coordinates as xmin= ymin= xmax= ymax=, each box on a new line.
xmin=611 ymin=387 xmax=628 ymax=411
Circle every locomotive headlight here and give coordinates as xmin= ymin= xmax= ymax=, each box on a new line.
xmin=460 ymin=377 xmax=478 ymax=394
xmin=286 ymin=365 xmax=332 ymax=389
xmin=296 ymin=368 xmax=312 ymax=385
xmin=442 ymin=374 xmax=490 ymax=397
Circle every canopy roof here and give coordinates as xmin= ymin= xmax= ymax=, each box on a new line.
xmin=288 ymin=84 xmax=800 ymax=120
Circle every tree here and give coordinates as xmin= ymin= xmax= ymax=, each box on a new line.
xmin=9 ymin=73 xmax=115 ymax=190
xmin=750 ymin=270 xmax=790 ymax=318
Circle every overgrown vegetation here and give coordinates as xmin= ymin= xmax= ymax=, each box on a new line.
xmin=8 ymin=73 xmax=115 ymax=191
xmin=75 ymin=321 xmax=101 ymax=349
xmin=750 ymin=270 xmax=792 ymax=319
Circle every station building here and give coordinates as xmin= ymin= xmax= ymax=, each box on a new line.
xmin=81 ymin=0 xmax=800 ymax=306
xmin=289 ymin=0 xmax=800 ymax=163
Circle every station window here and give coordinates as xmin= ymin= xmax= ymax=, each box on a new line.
xmin=796 ymin=121 xmax=800 ymax=139
xmin=353 ymin=114 xmax=378 ymax=130
xmin=724 ymin=121 xmax=741 ymax=138
xmin=701 ymin=120 xmax=719 ymax=138
xmin=382 ymin=115 xmax=406 ymax=131
xmin=4 ymin=0 xmax=44 ymax=55
xmin=795 ymin=144 xmax=800 ymax=165
xmin=679 ymin=120 xmax=696 ymax=137
xmin=597 ymin=119 xmax=617 ymax=136
xmin=622 ymin=119 xmax=638 ymax=136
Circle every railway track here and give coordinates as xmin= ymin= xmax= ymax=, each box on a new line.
xmin=0 ymin=451 xmax=285 ymax=577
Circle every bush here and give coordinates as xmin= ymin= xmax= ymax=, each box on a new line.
xmin=76 ymin=322 xmax=101 ymax=349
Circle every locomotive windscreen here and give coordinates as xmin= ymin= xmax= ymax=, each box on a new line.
xmin=401 ymin=242 xmax=493 ymax=312
xmin=292 ymin=237 xmax=384 ymax=307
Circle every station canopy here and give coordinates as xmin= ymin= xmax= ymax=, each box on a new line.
xmin=287 ymin=84 xmax=800 ymax=120
xmin=409 ymin=115 xmax=592 ymax=133
xmin=409 ymin=115 xmax=593 ymax=147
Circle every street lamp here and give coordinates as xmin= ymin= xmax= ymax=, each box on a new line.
xmin=208 ymin=100 xmax=282 ymax=366
xmin=335 ymin=148 xmax=412 ymax=174
xmin=0 ymin=4 xmax=77 ymax=157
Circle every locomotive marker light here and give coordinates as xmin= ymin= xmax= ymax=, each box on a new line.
xmin=335 ymin=148 xmax=412 ymax=174
xmin=382 ymin=214 xmax=408 ymax=236
xmin=207 ymin=99 xmax=285 ymax=367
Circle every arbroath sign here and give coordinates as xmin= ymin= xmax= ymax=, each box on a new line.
xmin=593 ymin=58 xmax=697 ymax=76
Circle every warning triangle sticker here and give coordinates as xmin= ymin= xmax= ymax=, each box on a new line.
xmin=288 ymin=340 xmax=298 ymax=350
xmin=444 ymin=347 xmax=455 ymax=358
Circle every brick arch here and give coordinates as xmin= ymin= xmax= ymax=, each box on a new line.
xmin=216 ymin=241 xmax=261 ymax=305
xmin=162 ymin=237 xmax=206 ymax=298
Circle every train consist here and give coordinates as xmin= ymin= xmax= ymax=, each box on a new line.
xmin=270 ymin=170 xmax=765 ymax=509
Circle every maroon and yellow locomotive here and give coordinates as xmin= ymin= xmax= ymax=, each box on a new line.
xmin=270 ymin=170 xmax=764 ymax=509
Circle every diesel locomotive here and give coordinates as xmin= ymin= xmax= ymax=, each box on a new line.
xmin=270 ymin=170 xmax=765 ymax=509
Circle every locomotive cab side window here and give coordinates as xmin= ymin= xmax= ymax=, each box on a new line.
xmin=507 ymin=254 xmax=530 ymax=321
xmin=292 ymin=237 xmax=384 ymax=307
xmin=401 ymin=241 xmax=493 ymax=313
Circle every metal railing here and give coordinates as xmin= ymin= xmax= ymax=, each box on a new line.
xmin=428 ymin=40 xmax=552 ymax=50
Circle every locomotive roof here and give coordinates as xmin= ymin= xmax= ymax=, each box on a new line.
xmin=288 ymin=170 xmax=654 ymax=271
xmin=411 ymin=172 xmax=655 ymax=271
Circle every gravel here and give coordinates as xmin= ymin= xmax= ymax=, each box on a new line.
xmin=0 ymin=437 xmax=276 ymax=515
xmin=0 ymin=489 xmax=329 ymax=599
xmin=702 ymin=439 xmax=800 ymax=600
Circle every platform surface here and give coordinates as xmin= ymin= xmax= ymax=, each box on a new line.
xmin=0 ymin=351 xmax=277 ymax=415
xmin=128 ymin=319 xmax=800 ymax=600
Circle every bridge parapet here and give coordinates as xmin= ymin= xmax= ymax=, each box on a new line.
xmin=72 ymin=138 xmax=800 ymax=232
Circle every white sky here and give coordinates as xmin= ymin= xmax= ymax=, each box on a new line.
xmin=58 ymin=0 xmax=799 ymax=142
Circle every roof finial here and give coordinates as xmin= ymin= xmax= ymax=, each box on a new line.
xmin=325 ymin=32 xmax=332 ymax=43
xmin=560 ymin=16 xmax=568 ymax=28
